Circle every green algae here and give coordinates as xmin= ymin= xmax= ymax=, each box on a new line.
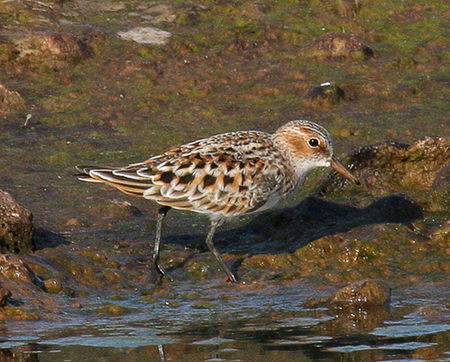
xmin=0 ymin=0 xmax=448 ymax=327
xmin=95 ymin=302 xmax=133 ymax=315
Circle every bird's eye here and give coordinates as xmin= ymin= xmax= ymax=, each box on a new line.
xmin=308 ymin=138 xmax=320 ymax=148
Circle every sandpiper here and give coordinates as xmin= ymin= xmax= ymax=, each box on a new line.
xmin=76 ymin=120 xmax=359 ymax=283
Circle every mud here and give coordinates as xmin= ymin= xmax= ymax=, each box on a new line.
xmin=0 ymin=0 xmax=448 ymax=359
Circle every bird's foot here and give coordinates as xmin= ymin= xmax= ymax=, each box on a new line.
xmin=149 ymin=259 xmax=173 ymax=284
xmin=225 ymin=270 xmax=238 ymax=283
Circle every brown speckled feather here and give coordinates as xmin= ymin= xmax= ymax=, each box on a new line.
xmin=76 ymin=120 xmax=359 ymax=283
xmin=78 ymin=130 xmax=297 ymax=219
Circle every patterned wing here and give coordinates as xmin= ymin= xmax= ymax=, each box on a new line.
xmin=77 ymin=130 xmax=290 ymax=217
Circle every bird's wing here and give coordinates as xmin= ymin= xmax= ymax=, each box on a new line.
xmin=77 ymin=131 xmax=287 ymax=215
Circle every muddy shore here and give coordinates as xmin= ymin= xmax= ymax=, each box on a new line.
xmin=0 ymin=0 xmax=448 ymax=359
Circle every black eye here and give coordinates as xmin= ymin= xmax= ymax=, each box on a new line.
xmin=308 ymin=138 xmax=320 ymax=148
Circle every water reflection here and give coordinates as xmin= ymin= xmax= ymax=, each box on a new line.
xmin=0 ymin=291 xmax=447 ymax=361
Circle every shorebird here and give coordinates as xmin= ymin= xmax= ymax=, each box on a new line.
xmin=76 ymin=120 xmax=359 ymax=283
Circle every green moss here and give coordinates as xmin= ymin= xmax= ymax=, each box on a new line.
xmin=95 ymin=303 xmax=132 ymax=315
xmin=1 ymin=306 xmax=39 ymax=321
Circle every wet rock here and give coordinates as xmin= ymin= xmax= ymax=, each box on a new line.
xmin=305 ymin=279 xmax=391 ymax=308
xmin=301 ymin=32 xmax=373 ymax=59
xmin=43 ymin=278 xmax=63 ymax=294
xmin=306 ymin=82 xmax=345 ymax=106
xmin=11 ymin=32 xmax=92 ymax=69
xmin=430 ymin=220 xmax=449 ymax=246
xmin=0 ymin=189 xmax=34 ymax=253
xmin=319 ymin=137 xmax=450 ymax=210
xmin=137 ymin=4 xmax=177 ymax=24
xmin=0 ymin=349 xmax=38 ymax=361
xmin=117 ymin=27 xmax=172 ymax=45
xmin=0 ymin=254 xmax=38 ymax=284
xmin=96 ymin=303 xmax=131 ymax=315
xmin=430 ymin=162 xmax=450 ymax=211
xmin=0 ymin=286 xmax=11 ymax=306
xmin=0 ymin=306 xmax=39 ymax=321
xmin=0 ymin=84 xmax=26 ymax=115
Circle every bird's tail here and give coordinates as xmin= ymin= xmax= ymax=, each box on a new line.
xmin=75 ymin=165 xmax=153 ymax=197
xmin=75 ymin=165 xmax=109 ymax=183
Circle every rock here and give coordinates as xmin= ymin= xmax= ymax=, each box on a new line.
xmin=12 ymin=32 xmax=92 ymax=69
xmin=0 ymin=189 xmax=34 ymax=253
xmin=318 ymin=137 xmax=450 ymax=210
xmin=306 ymin=82 xmax=345 ymax=106
xmin=429 ymin=220 xmax=449 ymax=245
xmin=0 ymin=84 xmax=25 ymax=115
xmin=430 ymin=162 xmax=450 ymax=211
xmin=0 ymin=287 xmax=11 ymax=306
xmin=0 ymin=254 xmax=37 ymax=284
xmin=96 ymin=303 xmax=131 ymax=315
xmin=138 ymin=4 xmax=177 ymax=24
xmin=328 ymin=279 xmax=391 ymax=306
xmin=0 ymin=306 xmax=39 ymax=321
xmin=43 ymin=278 xmax=63 ymax=294
xmin=305 ymin=279 xmax=391 ymax=308
xmin=117 ymin=27 xmax=172 ymax=45
xmin=301 ymin=32 xmax=373 ymax=59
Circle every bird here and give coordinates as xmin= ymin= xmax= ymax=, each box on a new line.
xmin=76 ymin=120 xmax=359 ymax=283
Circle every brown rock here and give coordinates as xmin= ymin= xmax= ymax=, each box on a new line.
xmin=301 ymin=32 xmax=373 ymax=59
xmin=12 ymin=32 xmax=92 ymax=69
xmin=0 ymin=189 xmax=34 ymax=253
xmin=306 ymin=82 xmax=345 ymax=107
xmin=328 ymin=279 xmax=391 ymax=306
xmin=0 ymin=84 xmax=25 ymax=115
xmin=305 ymin=279 xmax=391 ymax=308
xmin=0 ymin=254 xmax=37 ymax=284
xmin=0 ymin=287 xmax=11 ymax=306
xmin=43 ymin=278 xmax=63 ymax=294
xmin=319 ymin=136 xmax=450 ymax=211
xmin=430 ymin=162 xmax=450 ymax=212
xmin=138 ymin=4 xmax=177 ymax=24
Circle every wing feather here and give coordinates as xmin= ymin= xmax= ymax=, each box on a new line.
xmin=76 ymin=130 xmax=290 ymax=216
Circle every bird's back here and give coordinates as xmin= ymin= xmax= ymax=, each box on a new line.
xmin=77 ymin=130 xmax=297 ymax=218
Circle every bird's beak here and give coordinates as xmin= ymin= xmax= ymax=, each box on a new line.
xmin=330 ymin=157 xmax=360 ymax=185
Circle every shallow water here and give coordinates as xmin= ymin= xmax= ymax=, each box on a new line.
xmin=0 ymin=282 xmax=449 ymax=360
xmin=0 ymin=0 xmax=449 ymax=360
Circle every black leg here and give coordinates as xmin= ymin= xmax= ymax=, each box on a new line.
xmin=205 ymin=219 xmax=238 ymax=283
xmin=150 ymin=206 xmax=172 ymax=283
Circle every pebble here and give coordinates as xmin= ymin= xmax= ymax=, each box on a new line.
xmin=117 ymin=27 xmax=172 ymax=45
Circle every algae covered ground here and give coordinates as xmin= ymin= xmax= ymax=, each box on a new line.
xmin=0 ymin=0 xmax=448 ymax=360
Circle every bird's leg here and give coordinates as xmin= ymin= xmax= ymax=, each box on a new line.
xmin=205 ymin=219 xmax=238 ymax=283
xmin=150 ymin=206 xmax=172 ymax=283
